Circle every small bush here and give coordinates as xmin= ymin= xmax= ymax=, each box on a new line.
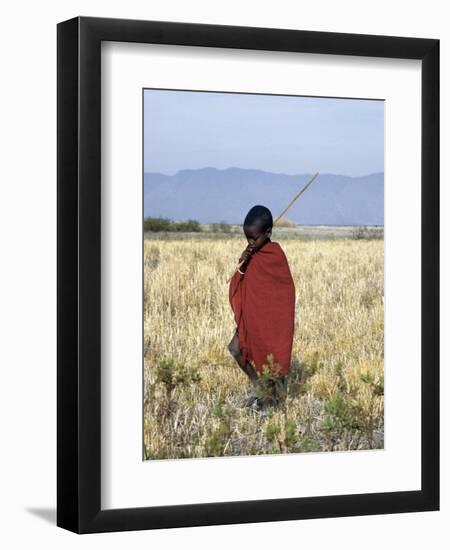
xmin=351 ymin=226 xmax=368 ymax=239
xmin=265 ymin=416 xmax=300 ymax=453
xmin=275 ymin=217 xmax=297 ymax=228
xmin=144 ymin=216 xmax=172 ymax=232
xmin=205 ymin=398 xmax=233 ymax=456
xmin=322 ymin=362 xmax=384 ymax=450
xmin=173 ymin=219 xmax=202 ymax=232
xmin=351 ymin=226 xmax=384 ymax=240
xmin=144 ymin=216 xmax=202 ymax=232
xmin=252 ymin=355 xmax=288 ymax=407
xmin=211 ymin=221 xmax=232 ymax=233
xmin=155 ymin=357 xmax=201 ymax=398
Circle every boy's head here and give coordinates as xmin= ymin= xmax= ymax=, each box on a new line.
xmin=243 ymin=205 xmax=273 ymax=247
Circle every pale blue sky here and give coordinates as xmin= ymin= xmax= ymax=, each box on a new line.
xmin=143 ymin=89 xmax=384 ymax=177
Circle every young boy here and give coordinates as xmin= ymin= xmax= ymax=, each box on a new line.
xmin=228 ymin=205 xmax=296 ymax=409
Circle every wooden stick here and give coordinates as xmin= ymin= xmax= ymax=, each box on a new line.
xmin=273 ymin=172 xmax=319 ymax=224
xmin=227 ymin=172 xmax=320 ymax=282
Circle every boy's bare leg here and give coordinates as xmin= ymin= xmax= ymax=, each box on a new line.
xmin=227 ymin=330 xmax=259 ymax=385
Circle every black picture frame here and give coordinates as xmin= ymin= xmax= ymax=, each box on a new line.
xmin=57 ymin=16 xmax=439 ymax=534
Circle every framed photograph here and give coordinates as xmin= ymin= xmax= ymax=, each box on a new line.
xmin=57 ymin=16 xmax=439 ymax=533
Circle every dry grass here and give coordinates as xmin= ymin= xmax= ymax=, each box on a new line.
xmin=143 ymin=235 xmax=384 ymax=459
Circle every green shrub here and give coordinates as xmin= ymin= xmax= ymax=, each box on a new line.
xmin=211 ymin=221 xmax=231 ymax=233
xmin=144 ymin=216 xmax=202 ymax=232
xmin=265 ymin=416 xmax=300 ymax=453
xmin=322 ymin=363 xmax=384 ymax=450
xmin=144 ymin=216 xmax=173 ymax=232
xmin=173 ymin=219 xmax=202 ymax=232
xmin=205 ymin=398 xmax=233 ymax=456
xmin=351 ymin=225 xmax=384 ymax=240
xmin=155 ymin=357 xmax=201 ymax=398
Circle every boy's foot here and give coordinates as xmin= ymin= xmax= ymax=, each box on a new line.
xmin=243 ymin=389 xmax=268 ymax=410
xmin=254 ymin=396 xmax=270 ymax=411
xmin=243 ymin=391 xmax=258 ymax=408
xmin=243 ymin=391 xmax=273 ymax=411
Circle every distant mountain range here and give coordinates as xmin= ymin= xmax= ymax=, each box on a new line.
xmin=144 ymin=167 xmax=384 ymax=226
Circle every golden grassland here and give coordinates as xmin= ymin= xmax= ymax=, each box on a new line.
xmin=143 ymin=234 xmax=384 ymax=459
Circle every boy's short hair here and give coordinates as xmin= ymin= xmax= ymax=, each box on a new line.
xmin=244 ymin=205 xmax=273 ymax=231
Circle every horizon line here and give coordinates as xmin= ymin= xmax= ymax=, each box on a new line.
xmin=144 ymin=166 xmax=385 ymax=179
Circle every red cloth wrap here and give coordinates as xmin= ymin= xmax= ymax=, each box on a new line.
xmin=228 ymin=241 xmax=295 ymax=376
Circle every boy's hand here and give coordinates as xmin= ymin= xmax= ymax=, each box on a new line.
xmin=239 ymin=234 xmax=269 ymax=265
xmin=238 ymin=232 xmax=269 ymax=272
xmin=239 ymin=243 xmax=255 ymax=265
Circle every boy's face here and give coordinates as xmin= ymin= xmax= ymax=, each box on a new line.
xmin=244 ymin=222 xmax=272 ymax=249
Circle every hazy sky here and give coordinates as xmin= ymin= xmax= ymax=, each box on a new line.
xmin=143 ymin=89 xmax=384 ymax=177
